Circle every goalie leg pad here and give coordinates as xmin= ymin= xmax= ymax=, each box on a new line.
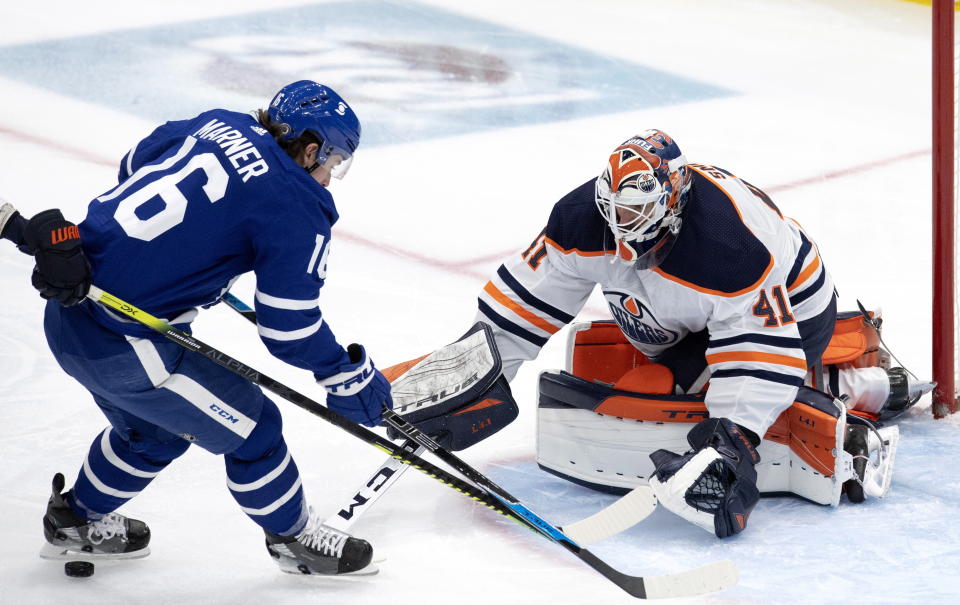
xmin=537 ymin=371 xmax=860 ymax=506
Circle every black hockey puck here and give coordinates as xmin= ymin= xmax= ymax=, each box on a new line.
xmin=64 ymin=561 xmax=94 ymax=577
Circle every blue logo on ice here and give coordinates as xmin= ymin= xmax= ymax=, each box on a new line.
xmin=0 ymin=2 xmax=731 ymax=146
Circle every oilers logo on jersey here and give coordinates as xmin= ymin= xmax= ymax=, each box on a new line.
xmin=604 ymin=290 xmax=678 ymax=346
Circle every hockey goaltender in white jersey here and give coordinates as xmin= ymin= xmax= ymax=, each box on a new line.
xmin=472 ymin=130 xmax=932 ymax=538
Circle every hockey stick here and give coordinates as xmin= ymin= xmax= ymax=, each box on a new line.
xmin=221 ymin=292 xmax=423 ymax=532
xmin=88 ymin=286 xmax=737 ymax=598
xmin=222 ymin=293 xmax=657 ymax=544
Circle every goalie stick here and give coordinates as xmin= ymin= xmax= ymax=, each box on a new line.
xmin=222 ymin=292 xmax=658 ymax=544
xmin=87 ymin=286 xmax=737 ymax=599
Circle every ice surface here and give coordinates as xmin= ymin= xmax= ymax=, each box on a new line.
xmin=1 ymin=1 xmax=958 ymax=604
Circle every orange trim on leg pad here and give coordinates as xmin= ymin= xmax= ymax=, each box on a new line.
xmin=821 ymin=311 xmax=881 ymax=367
xmin=762 ymin=402 xmax=839 ymax=477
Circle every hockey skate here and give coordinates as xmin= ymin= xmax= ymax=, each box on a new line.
xmin=842 ymin=422 xmax=900 ymax=503
xmin=880 ymin=367 xmax=935 ymax=421
xmin=40 ymin=473 xmax=151 ymax=561
xmin=265 ymin=509 xmax=375 ymax=576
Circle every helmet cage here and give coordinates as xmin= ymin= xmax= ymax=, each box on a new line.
xmin=595 ymin=130 xmax=691 ymax=267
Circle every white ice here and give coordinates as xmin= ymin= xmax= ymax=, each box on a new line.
xmin=1 ymin=1 xmax=958 ymax=604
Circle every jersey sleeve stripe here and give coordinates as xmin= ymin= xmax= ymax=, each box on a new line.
xmin=706 ymin=351 xmax=809 ymax=370
xmin=788 ymin=266 xmax=827 ymax=306
xmin=786 ymin=232 xmax=813 ymax=287
xmin=257 ymin=317 xmax=325 ymax=341
xmin=255 ymin=289 xmax=319 ymax=311
xmin=497 ymin=265 xmax=575 ymax=323
xmin=710 ymin=368 xmax=805 ymax=387
xmin=787 ymin=254 xmax=821 ymax=292
xmin=478 ymin=299 xmax=549 ymax=347
xmin=709 ymin=334 xmax=804 ymax=349
xmin=119 ymin=143 xmax=137 ymax=181
xmin=483 ymin=281 xmax=561 ymax=335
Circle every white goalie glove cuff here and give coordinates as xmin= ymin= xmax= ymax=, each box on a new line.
xmin=0 ymin=201 xmax=17 ymax=236
xmin=648 ymin=448 xmax=723 ymax=535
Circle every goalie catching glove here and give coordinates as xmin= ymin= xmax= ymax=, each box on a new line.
xmin=648 ymin=418 xmax=761 ymax=538
xmin=386 ymin=322 xmax=519 ymax=451
xmin=318 ymin=343 xmax=393 ymax=427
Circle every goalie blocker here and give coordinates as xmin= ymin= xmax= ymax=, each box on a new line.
xmin=536 ymin=319 xmax=900 ymax=507
xmin=384 ymin=322 xmax=518 ymax=451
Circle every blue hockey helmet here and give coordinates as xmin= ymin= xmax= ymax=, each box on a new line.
xmin=267 ymin=80 xmax=361 ymax=179
xmin=594 ymin=129 xmax=691 ymax=269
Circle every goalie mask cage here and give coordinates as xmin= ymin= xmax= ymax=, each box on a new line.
xmin=932 ymin=0 xmax=959 ymax=417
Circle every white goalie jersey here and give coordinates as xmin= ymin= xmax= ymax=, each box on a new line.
xmin=474 ymin=164 xmax=836 ymax=436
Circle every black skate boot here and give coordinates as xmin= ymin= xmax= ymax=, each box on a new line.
xmin=40 ymin=473 xmax=151 ymax=560
xmin=842 ymin=424 xmax=869 ymax=503
xmin=880 ymin=368 xmax=935 ymax=421
xmin=265 ymin=510 xmax=374 ymax=576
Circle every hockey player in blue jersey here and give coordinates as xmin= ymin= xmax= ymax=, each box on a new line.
xmin=0 ymin=80 xmax=391 ymax=575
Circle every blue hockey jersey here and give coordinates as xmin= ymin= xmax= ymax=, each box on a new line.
xmin=79 ymin=109 xmax=349 ymax=378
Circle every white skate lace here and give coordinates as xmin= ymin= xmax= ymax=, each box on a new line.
xmin=87 ymin=513 xmax=128 ymax=544
xmin=296 ymin=510 xmax=347 ymax=557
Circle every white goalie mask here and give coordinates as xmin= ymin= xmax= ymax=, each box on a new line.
xmin=594 ymin=130 xmax=691 ymax=269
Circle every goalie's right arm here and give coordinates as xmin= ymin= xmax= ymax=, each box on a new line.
xmin=475 ymin=199 xmax=599 ymax=381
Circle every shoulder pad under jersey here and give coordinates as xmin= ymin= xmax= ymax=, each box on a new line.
xmin=655 ymin=167 xmax=773 ymax=296
xmin=545 ymin=179 xmax=611 ymax=254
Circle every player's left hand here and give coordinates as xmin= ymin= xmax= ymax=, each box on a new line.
xmin=23 ymin=209 xmax=92 ymax=306
xmin=318 ymin=343 xmax=393 ymax=427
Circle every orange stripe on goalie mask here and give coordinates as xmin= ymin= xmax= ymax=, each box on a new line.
xmin=608 ymin=145 xmax=658 ymax=192
xmin=452 ymin=398 xmax=504 ymax=415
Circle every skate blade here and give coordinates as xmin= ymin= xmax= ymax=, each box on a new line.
xmin=40 ymin=542 xmax=151 ymax=561
xmin=277 ymin=561 xmax=380 ymax=577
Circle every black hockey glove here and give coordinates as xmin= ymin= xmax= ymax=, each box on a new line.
xmin=22 ymin=209 xmax=92 ymax=307
xmin=318 ymin=344 xmax=393 ymax=427
xmin=648 ymin=418 xmax=761 ymax=538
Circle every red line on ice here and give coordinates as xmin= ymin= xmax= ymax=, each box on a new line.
xmin=0 ymin=125 xmax=928 ymax=278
